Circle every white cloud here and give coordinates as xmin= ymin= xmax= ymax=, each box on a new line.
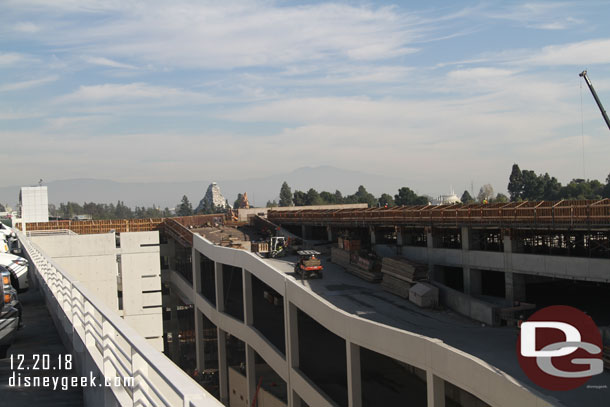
xmin=0 ymin=52 xmax=26 ymax=66
xmin=485 ymin=2 xmax=584 ymax=30
xmin=83 ymin=56 xmax=136 ymax=69
xmin=0 ymin=75 xmax=58 ymax=92
xmin=56 ymin=82 xmax=210 ymax=104
xmin=13 ymin=21 xmax=40 ymax=33
xmin=3 ymin=2 xmax=431 ymax=69
xmin=522 ymin=38 xmax=610 ymax=66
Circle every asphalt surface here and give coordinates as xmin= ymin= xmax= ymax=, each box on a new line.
xmin=0 ymin=286 xmax=84 ymax=406
xmin=265 ymin=255 xmax=610 ymax=407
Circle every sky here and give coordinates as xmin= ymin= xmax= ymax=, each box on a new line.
xmin=2 ymin=0 xmax=610 ymax=198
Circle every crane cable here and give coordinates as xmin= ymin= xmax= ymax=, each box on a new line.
xmin=580 ymin=77 xmax=586 ymax=179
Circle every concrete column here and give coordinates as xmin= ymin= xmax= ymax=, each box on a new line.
xmin=217 ymin=328 xmax=229 ymax=405
xmin=168 ymin=291 xmax=181 ymax=364
xmin=461 ymin=226 xmax=470 ymax=251
xmin=326 ymin=226 xmax=334 ymax=242
xmin=285 ymin=301 xmax=301 ymax=407
xmin=246 ymin=345 xmax=257 ymax=407
xmin=286 ymin=302 xmax=299 ymax=368
xmin=426 ymin=371 xmax=445 ymax=407
xmin=426 ymin=228 xmax=436 ymax=280
xmin=346 ymin=342 xmax=362 ymax=407
xmin=505 ymin=272 xmax=526 ymax=303
xmin=194 ymin=310 xmax=206 ymax=372
xmin=463 ymin=267 xmax=481 ymax=295
xmin=215 ymin=262 xmax=225 ymax=312
xmin=503 ymin=232 xmax=526 ymax=303
xmin=192 ymin=248 xmax=201 ymax=293
xmin=243 ymin=269 xmax=253 ymax=326
xmin=301 ymin=225 xmax=312 ymax=240
xmin=369 ymin=226 xmax=376 ymax=246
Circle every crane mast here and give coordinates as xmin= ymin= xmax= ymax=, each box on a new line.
xmin=579 ymin=70 xmax=610 ymax=131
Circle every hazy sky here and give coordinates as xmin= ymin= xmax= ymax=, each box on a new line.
xmin=2 ymin=0 xmax=610 ymax=196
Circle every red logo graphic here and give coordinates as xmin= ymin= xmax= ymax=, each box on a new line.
xmin=517 ymin=305 xmax=603 ymax=391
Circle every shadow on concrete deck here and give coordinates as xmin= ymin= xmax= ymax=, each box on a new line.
xmin=0 ymin=286 xmax=83 ymax=406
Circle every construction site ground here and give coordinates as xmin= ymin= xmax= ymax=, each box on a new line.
xmin=262 ymin=254 xmax=609 ymax=407
xmin=191 ymin=225 xmax=264 ymax=248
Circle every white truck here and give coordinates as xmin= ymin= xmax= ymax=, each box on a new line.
xmin=0 ymin=252 xmax=29 ymax=292
xmin=0 ymin=269 xmax=19 ymax=358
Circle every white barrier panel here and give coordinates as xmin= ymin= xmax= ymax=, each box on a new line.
xmin=18 ymin=230 xmax=223 ymax=407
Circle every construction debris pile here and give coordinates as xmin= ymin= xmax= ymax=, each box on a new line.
xmin=330 ymin=245 xmax=381 ymax=283
xmin=380 ymin=257 xmax=428 ymax=299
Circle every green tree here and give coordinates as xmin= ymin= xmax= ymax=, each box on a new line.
xmin=541 ymin=173 xmax=562 ymax=200
xmin=279 ymin=182 xmax=293 ymax=207
xmin=507 ymin=164 xmax=524 ymax=201
xmin=460 ymin=190 xmax=474 ymax=204
xmin=115 ymin=200 xmax=133 ymax=219
xmin=560 ymin=179 xmax=602 ymax=200
xmin=293 ymin=190 xmax=307 ymax=206
xmin=266 ymin=200 xmax=279 ymax=208
xmin=305 ymin=188 xmax=323 ymax=205
xmin=176 ymin=195 xmax=193 ymax=216
xmin=603 ymin=173 xmax=610 ymax=198
xmin=378 ymin=193 xmax=395 ymax=207
xmin=334 ymin=190 xmax=344 ymax=204
xmin=394 ymin=187 xmax=427 ymax=206
xmin=233 ymin=193 xmax=244 ymax=209
xmin=349 ymin=185 xmax=377 ymax=207
xmin=319 ymin=191 xmax=336 ymax=204
xmin=521 ymin=170 xmax=544 ymax=200
xmin=493 ymin=193 xmax=509 ymax=203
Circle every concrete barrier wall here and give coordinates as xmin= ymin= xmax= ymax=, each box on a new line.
xmin=186 ymin=234 xmax=557 ymax=407
xmin=469 ymin=251 xmax=504 ymax=271
xmin=512 ymin=254 xmax=610 ymax=282
xmin=431 ymin=282 xmax=497 ymax=326
xmin=238 ymin=204 xmax=369 ymax=222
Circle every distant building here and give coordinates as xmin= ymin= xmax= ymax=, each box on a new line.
xmin=19 ymin=186 xmax=49 ymax=223
xmin=432 ymin=189 xmax=460 ymax=205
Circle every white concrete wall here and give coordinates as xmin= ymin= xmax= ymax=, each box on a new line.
xmin=119 ymin=232 xmax=164 ymax=351
xmin=166 ymin=234 xmax=556 ymax=407
xmin=31 ymin=231 xmax=163 ymax=351
xmin=19 ymin=186 xmax=49 ymax=223
xmin=31 ymin=233 xmax=119 ymax=311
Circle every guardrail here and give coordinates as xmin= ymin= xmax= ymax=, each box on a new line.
xmin=17 ymin=231 xmax=223 ymax=407
xmin=268 ymin=199 xmax=610 ymax=227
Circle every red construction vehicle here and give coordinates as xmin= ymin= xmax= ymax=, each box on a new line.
xmin=294 ymin=250 xmax=323 ymax=279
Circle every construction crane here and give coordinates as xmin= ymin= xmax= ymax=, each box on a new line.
xmin=579 ymin=70 xmax=610 ymax=131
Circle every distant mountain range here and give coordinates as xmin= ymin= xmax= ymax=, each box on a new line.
xmin=0 ymin=166 xmax=414 ymax=209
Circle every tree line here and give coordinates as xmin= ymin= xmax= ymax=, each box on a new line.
xmin=50 ymin=201 xmax=173 ymax=220
xmin=507 ymin=164 xmax=610 ymax=201
xmin=268 ymin=182 xmax=429 ymax=208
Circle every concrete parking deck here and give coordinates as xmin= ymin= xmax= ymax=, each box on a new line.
xmin=265 ymin=255 xmax=610 ymax=407
xmin=0 ymin=286 xmax=83 ymax=406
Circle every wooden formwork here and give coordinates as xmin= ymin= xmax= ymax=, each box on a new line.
xmin=268 ymin=199 xmax=610 ymax=227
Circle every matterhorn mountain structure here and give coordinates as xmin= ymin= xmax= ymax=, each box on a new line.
xmin=195 ymin=182 xmax=229 ymax=213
